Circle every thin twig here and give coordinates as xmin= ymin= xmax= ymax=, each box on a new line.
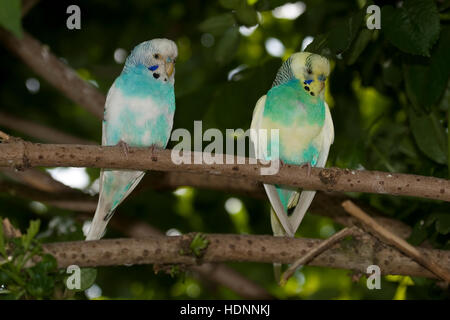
xmin=1 ymin=167 xmax=74 ymax=193
xmin=0 ymin=130 xmax=10 ymax=141
xmin=0 ymin=30 xmax=104 ymax=119
xmin=0 ymin=111 xmax=96 ymax=145
xmin=21 ymin=0 xmax=40 ymax=17
xmin=2 ymin=218 xmax=22 ymax=238
xmin=342 ymin=200 xmax=450 ymax=283
xmin=280 ymin=227 xmax=359 ymax=285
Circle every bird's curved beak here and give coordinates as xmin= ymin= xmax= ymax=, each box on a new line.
xmin=166 ymin=61 xmax=174 ymax=77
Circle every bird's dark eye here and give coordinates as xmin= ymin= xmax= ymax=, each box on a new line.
xmin=154 ymin=54 xmax=160 ymax=59
xmin=307 ymin=69 xmax=312 ymax=74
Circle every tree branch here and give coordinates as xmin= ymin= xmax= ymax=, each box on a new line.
xmin=280 ymin=227 xmax=359 ymax=285
xmin=0 ymin=29 xmax=104 ymax=119
xmin=41 ymin=233 xmax=450 ymax=279
xmin=0 ymin=153 xmax=417 ymax=241
xmin=0 ymin=111 xmax=96 ymax=145
xmin=1 ymin=167 xmax=74 ymax=193
xmin=0 ymin=140 xmax=448 ymax=202
xmin=21 ymin=0 xmax=40 ymax=17
xmin=342 ymin=201 xmax=450 ymax=283
xmin=0 ymin=178 xmax=273 ymax=299
xmin=103 ymin=216 xmax=274 ymax=299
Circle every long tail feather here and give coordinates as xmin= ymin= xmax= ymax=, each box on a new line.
xmin=289 ymin=190 xmax=316 ymax=233
xmin=86 ymin=201 xmax=112 ymax=240
xmin=265 ymin=184 xmax=295 ymax=236
xmin=270 ymin=208 xmax=288 ymax=283
xmin=86 ymin=170 xmax=145 ymax=240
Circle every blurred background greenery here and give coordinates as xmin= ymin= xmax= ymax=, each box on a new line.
xmin=0 ymin=0 xmax=449 ymax=299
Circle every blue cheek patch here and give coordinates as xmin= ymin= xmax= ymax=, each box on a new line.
xmin=304 ymin=79 xmax=313 ymax=85
xmin=148 ymin=65 xmax=159 ymax=71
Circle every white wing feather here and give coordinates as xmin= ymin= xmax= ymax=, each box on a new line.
xmin=288 ymin=102 xmax=334 ymax=232
xmin=250 ymin=95 xmax=295 ymax=237
xmin=86 ymin=83 xmax=146 ymax=240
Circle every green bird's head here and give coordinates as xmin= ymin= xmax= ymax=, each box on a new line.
xmin=273 ymin=52 xmax=330 ymax=99
xmin=291 ymin=52 xmax=330 ymax=98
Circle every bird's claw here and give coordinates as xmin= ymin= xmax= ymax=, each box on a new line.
xmin=149 ymin=144 xmax=162 ymax=155
xmin=117 ymin=140 xmax=130 ymax=158
xmin=301 ymin=162 xmax=312 ymax=177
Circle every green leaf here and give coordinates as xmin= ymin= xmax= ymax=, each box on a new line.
xmin=218 ymin=0 xmax=258 ymax=27
xmin=381 ymin=0 xmax=440 ymax=56
xmin=427 ymin=213 xmax=450 ymax=235
xmin=305 ymin=33 xmax=330 ymax=56
xmin=306 ymin=10 xmax=364 ymax=56
xmin=407 ymin=222 xmax=428 ymax=245
xmin=190 ymin=233 xmax=209 ymax=258
xmin=0 ymin=217 xmax=6 ymax=258
xmin=403 ymin=27 xmax=450 ymax=111
xmin=346 ymin=29 xmax=373 ymax=65
xmin=255 ymin=0 xmax=292 ymax=11
xmin=79 ymin=268 xmax=97 ymax=291
xmin=199 ymin=13 xmax=236 ymax=36
xmin=21 ymin=220 xmax=40 ymax=251
xmin=64 ymin=267 xmax=98 ymax=292
xmin=439 ymin=85 xmax=450 ymax=112
xmin=382 ymin=62 xmax=402 ymax=88
xmin=215 ymin=26 xmax=240 ymax=64
xmin=0 ymin=0 xmax=22 ymax=37
xmin=408 ymin=109 xmax=448 ymax=164
xmin=37 ymin=254 xmax=57 ymax=273
xmin=26 ymin=273 xmax=54 ymax=298
xmin=219 ymin=0 xmax=242 ymax=9
xmin=435 ymin=215 xmax=450 ymax=235
xmin=235 ymin=2 xmax=258 ymax=27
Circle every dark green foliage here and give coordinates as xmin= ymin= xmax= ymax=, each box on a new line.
xmin=0 ymin=219 xmax=63 ymax=299
xmin=189 ymin=233 xmax=210 ymax=257
xmin=381 ymin=0 xmax=440 ymax=57
xmin=0 ymin=0 xmax=449 ymax=300
xmin=0 ymin=0 xmax=22 ymax=37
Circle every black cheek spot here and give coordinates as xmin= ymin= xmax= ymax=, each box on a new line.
xmin=153 ymin=73 xmax=160 ymax=79
xmin=164 ymin=78 xmax=167 ymax=82
xmin=310 ymin=91 xmax=315 ymax=96
xmin=304 ymin=86 xmax=310 ymax=91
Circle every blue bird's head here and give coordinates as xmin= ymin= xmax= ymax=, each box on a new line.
xmin=124 ymin=39 xmax=178 ymax=84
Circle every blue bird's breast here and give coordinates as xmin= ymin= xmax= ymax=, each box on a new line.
xmin=104 ymin=65 xmax=175 ymax=148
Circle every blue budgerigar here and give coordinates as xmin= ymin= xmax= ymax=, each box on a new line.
xmin=86 ymin=39 xmax=178 ymax=240
xmin=250 ymin=52 xmax=334 ymax=278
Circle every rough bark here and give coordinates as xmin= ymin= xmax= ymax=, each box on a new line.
xmin=42 ymin=233 xmax=450 ymax=279
xmin=0 ymin=141 xmax=448 ymax=202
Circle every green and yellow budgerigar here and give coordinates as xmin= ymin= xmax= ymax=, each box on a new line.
xmin=250 ymin=52 xmax=334 ymax=279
